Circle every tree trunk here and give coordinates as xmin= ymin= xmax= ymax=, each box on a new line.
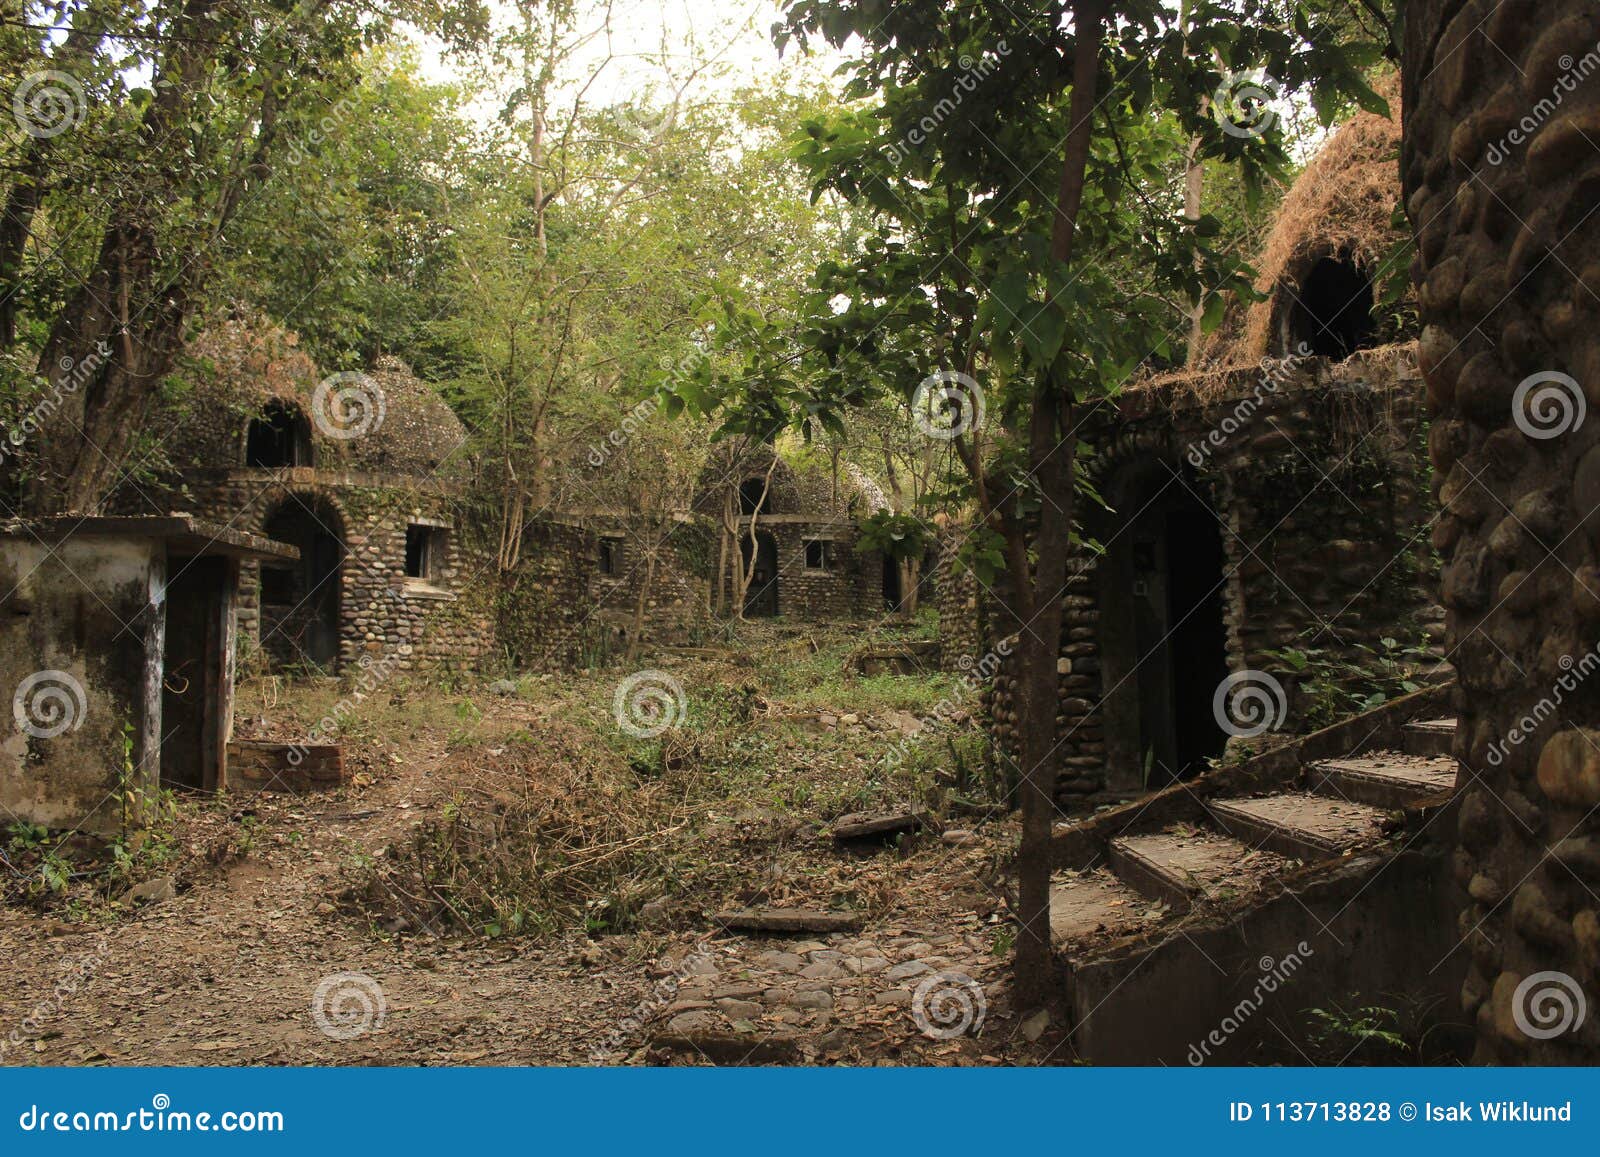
xmin=1011 ymin=0 xmax=1104 ymax=1006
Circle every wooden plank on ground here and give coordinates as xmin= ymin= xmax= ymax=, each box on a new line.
xmin=832 ymin=811 xmax=926 ymax=842
xmin=712 ymin=908 xmax=864 ymax=933
xmin=226 ymin=740 xmax=344 ymax=793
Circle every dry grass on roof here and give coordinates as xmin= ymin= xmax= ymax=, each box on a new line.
xmin=1194 ymin=71 xmax=1405 ymax=372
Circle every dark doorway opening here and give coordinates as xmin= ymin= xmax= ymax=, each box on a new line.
xmin=260 ymin=496 xmax=344 ymax=670
xmin=161 ymin=555 xmax=231 ymax=791
xmin=882 ymin=555 xmax=903 ymax=612
xmin=1164 ymin=507 xmax=1231 ymax=777
xmin=1096 ymin=461 xmax=1230 ymax=792
xmin=245 ymin=401 xmax=313 ymax=468
xmin=1287 ymin=257 xmax=1376 ymax=360
xmin=741 ymin=531 xmax=779 ymax=617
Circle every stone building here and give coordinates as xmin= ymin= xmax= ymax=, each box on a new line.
xmin=0 ymin=516 xmax=294 ymax=833
xmin=1404 ymin=0 xmax=1600 ymax=1063
xmin=502 ymin=442 xmax=905 ymax=666
xmin=978 ymin=95 xmax=1445 ymax=803
xmin=115 ymin=322 xmax=491 ymax=675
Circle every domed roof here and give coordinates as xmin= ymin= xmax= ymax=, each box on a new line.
xmin=164 ymin=319 xmax=469 ymax=479
xmin=1201 ymin=73 xmax=1408 ymax=367
xmin=342 ymin=356 xmax=471 ymax=476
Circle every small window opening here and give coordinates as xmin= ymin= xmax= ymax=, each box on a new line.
xmin=804 ymin=539 xmax=833 ymax=570
xmin=405 ymin=525 xmax=446 ymax=581
xmin=1286 ymin=257 xmax=1376 ymax=360
xmin=739 ymin=478 xmax=770 ymax=516
xmin=598 ymin=537 xmax=622 ymax=576
xmin=245 ymin=400 xmax=312 ymax=467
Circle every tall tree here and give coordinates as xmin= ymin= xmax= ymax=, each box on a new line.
xmin=686 ymin=0 xmax=1389 ymax=999
xmin=1 ymin=0 xmax=488 ymax=514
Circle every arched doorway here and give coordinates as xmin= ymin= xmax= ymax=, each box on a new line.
xmin=741 ymin=531 xmax=779 ymax=617
xmin=259 ymin=494 xmax=345 ymax=671
xmin=1095 ymin=458 xmax=1230 ymax=791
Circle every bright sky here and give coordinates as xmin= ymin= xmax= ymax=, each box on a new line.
xmin=412 ymin=0 xmax=840 ymax=126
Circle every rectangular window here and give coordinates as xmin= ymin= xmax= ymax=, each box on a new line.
xmin=804 ymin=539 xmax=833 ymax=571
xmin=405 ymin=525 xmax=446 ymax=581
xmin=599 ymin=537 xmax=622 ymax=576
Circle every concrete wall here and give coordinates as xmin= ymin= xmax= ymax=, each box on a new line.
xmin=0 ymin=537 xmax=158 ymax=833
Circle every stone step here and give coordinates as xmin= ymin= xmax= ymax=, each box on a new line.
xmin=1402 ymin=717 xmax=1456 ymax=758
xmin=1107 ymin=829 xmax=1293 ymax=914
xmin=1207 ymin=793 xmax=1391 ymax=862
xmin=1307 ymin=752 xmax=1458 ymax=809
xmin=1049 ymin=870 xmax=1170 ymax=948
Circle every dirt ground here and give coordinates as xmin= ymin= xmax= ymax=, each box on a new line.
xmin=0 ymin=625 xmax=1070 ymax=1066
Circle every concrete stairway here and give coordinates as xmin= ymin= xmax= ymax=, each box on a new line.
xmin=1048 ymin=699 xmax=1467 ymax=1064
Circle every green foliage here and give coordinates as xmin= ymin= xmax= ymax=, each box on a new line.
xmin=856 ymin=511 xmax=931 ymax=562
xmin=1269 ymin=632 xmax=1431 ymax=729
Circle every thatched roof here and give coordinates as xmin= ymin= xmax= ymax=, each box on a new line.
xmin=1165 ymin=72 xmax=1407 ymax=399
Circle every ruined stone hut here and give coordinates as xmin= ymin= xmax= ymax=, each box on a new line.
xmin=118 ymin=323 xmax=491 ymax=676
xmin=974 ymin=95 xmax=1446 ymax=803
